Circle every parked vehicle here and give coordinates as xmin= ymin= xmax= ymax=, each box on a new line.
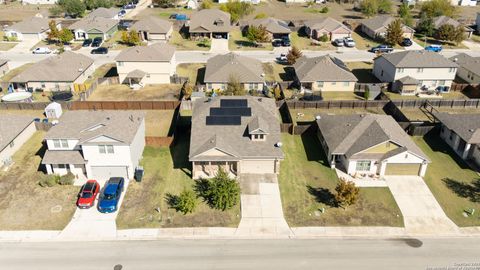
xmin=281 ymin=37 xmax=290 ymax=47
xmin=118 ymin=9 xmax=126 ymax=17
xmin=369 ymin=44 xmax=393 ymax=53
xmin=123 ymin=3 xmax=136 ymax=9
xmin=332 ymin=38 xmax=344 ymax=47
xmin=82 ymin=39 xmax=92 ymax=47
xmin=272 ymin=39 xmax=282 ymax=47
xmin=277 ymin=53 xmax=287 ymax=63
xmin=118 ymin=20 xmax=134 ymax=30
xmin=77 ymin=180 xmax=100 ymax=209
xmin=32 ymin=47 xmax=51 ymax=54
xmin=174 ymin=14 xmax=188 ymax=21
xmin=343 ymin=37 xmax=355 ymax=47
xmin=90 ymin=47 xmax=108 ymax=54
xmin=91 ymin=37 xmax=103 ymax=47
xmin=98 ymin=177 xmax=125 ymax=213
xmin=401 ymin=38 xmax=412 ymax=47
xmin=425 ymin=44 xmax=442 ymax=52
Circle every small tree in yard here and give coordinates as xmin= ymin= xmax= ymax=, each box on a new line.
xmin=359 ymin=0 xmax=378 ymax=17
xmin=59 ymin=28 xmax=74 ymax=44
xmin=453 ymin=25 xmax=465 ymax=45
xmin=273 ymin=84 xmax=282 ymax=100
xmin=121 ymin=30 xmax=141 ymax=46
xmin=417 ymin=12 xmax=434 ymax=37
xmin=246 ymin=25 xmax=269 ymax=43
xmin=200 ymin=0 xmax=213 ymax=9
xmin=334 ymin=179 xmax=360 ymax=209
xmin=385 ymin=19 xmax=404 ymax=45
xmin=225 ymin=75 xmax=245 ymax=96
xmin=182 ymin=83 xmax=193 ymax=99
xmin=167 ymin=189 xmax=197 ymax=215
xmin=398 ymin=3 xmax=413 ymax=27
xmin=286 ymin=46 xmax=302 ymax=65
xmin=206 ymin=169 xmax=240 ymax=211
xmin=47 ymin=20 xmax=60 ymax=43
xmin=436 ymin=24 xmax=456 ymax=42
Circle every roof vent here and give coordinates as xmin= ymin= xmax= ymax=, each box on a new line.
xmin=453 ymin=57 xmax=458 ymax=62
xmin=346 ymin=123 xmax=351 ymax=127
xmin=258 ymin=98 xmax=262 ymax=102
xmin=360 ymin=114 xmax=365 ymax=117
xmin=129 ymin=115 xmax=134 ymax=122
xmin=275 ymin=142 xmax=283 ymax=147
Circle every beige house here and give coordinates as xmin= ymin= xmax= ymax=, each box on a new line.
xmin=450 ymin=53 xmax=480 ymax=84
xmin=433 ymin=16 xmax=473 ymax=39
xmin=204 ymin=53 xmax=265 ymax=92
xmin=0 ymin=115 xmax=36 ymax=168
xmin=304 ymin=17 xmax=352 ymax=41
xmin=4 ymin=16 xmax=58 ymax=41
xmin=116 ymin=43 xmax=176 ymax=85
xmin=10 ymin=52 xmax=95 ymax=92
xmin=0 ymin=59 xmax=9 ymax=77
xmin=293 ymin=55 xmax=357 ymax=93
xmin=68 ymin=17 xmax=118 ymax=40
xmin=373 ymin=51 xmax=458 ymax=95
xmin=361 ymin=15 xmax=415 ymax=40
xmin=317 ymin=114 xmax=429 ymax=177
xmin=189 ymin=96 xmax=284 ymax=179
xmin=245 ymin=17 xmax=291 ymax=41
xmin=132 ymin=17 xmax=173 ymax=42
xmin=188 ymin=9 xmax=232 ymax=39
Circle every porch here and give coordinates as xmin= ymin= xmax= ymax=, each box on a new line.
xmin=192 ymin=161 xmax=238 ymax=179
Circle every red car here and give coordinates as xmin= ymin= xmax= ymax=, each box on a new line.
xmin=77 ymin=180 xmax=100 ymax=209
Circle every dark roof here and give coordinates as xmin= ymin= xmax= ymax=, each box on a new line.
xmin=435 ymin=112 xmax=480 ymax=144
xmin=189 ymin=9 xmax=231 ymax=33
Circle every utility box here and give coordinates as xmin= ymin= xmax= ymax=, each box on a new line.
xmin=135 ymin=166 xmax=144 ymax=182
xmin=45 ymin=102 xmax=63 ymax=119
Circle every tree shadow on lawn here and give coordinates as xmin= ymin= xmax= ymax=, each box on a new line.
xmin=422 ymin=130 xmax=471 ymax=170
xmin=443 ymin=178 xmax=480 ymax=203
xmin=300 ymin=132 xmax=331 ymax=167
xmin=307 ymin=185 xmax=337 ymax=207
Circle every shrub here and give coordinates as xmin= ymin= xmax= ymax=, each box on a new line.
xmin=58 ymin=172 xmax=75 ymax=185
xmin=166 ymin=189 xmax=197 ymax=214
xmin=319 ymin=6 xmax=329 ymax=13
xmin=334 ymin=179 xmax=360 ymax=209
xmin=194 ymin=169 xmax=240 ymax=211
xmin=200 ymin=0 xmax=212 ymax=9
xmin=38 ymin=174 xmax=59 ymax=187
xmin=319 ymin=34 xmax=329 ymax=42
xmin=254 ymin=12 xmax=267 ymax=19
xmin=286 ymin=45 xmax=302 ymax=65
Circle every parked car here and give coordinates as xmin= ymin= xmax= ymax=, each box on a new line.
xmin=118 ymin=20 xmax=133 ymax=30
xmin=425 ymin=44 xmax=442 ymax=52
xmin=277 ymin=53 xmax=287 ymax=63
xmin=32 ymin=47 xmax=51 ymax=54
xmin=369 ymin=44 xmax=393 ymax=53
xmin=98 ymin=177 xmax=125 ymax=213
xmin=343 ymin=37 xmax=355 ymax=47
xmin=91 ymin=47 xmax=108 ymax=54
xmin=118 ymin=9 xmax=126 ymax=17
xmin=77 ymin=180 xmax=100 ymax=209
xmin=123 ymin=3 xmax=136 ymax=9
xmin=281 ymin=37 xmax=290 ymax=47
xmin=272 ymin=39 xmax=282 ymax=47
xmin=91 ymin=37 xmax=103 ymax=47
xmin=401 ymin=38 xmax=412 ymax=47
xmin=332 ymin=38 xmax=344 ymax=47
xmin=82 ymin=39 xmax=92 ymax=47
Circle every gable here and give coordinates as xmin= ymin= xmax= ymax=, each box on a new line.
xmin=383 ymin=150 xmax=426 ymax=163
xmin=84 ymin=135 xmax=122 ymax=143
xmin=197 ymin=147 xmax=235 ymax=157
xmin=360 ymin=141 xmax=401 ymax=154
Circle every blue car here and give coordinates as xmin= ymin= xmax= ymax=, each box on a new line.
xmin=425 ymin=45 xmax=442 ymax=52
xmin=98 ymin=177 xmax=124 ymax=213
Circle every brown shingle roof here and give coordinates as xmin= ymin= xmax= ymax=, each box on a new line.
xmin=248 ymin=17 xmax=291 ymax=34
xmin=362 ymin=15 xmax=414 ymax=34
xmin=435 ymin=112 xmax=480 ymax=144
xmin=376 ymin=50 xmax=458 ymax=68
xmin=189 ymin=9 xmax=232 ymax=33
xmin=68 ymin=17 xmax=118 ymax=33
xmin=204 ymin=53 xmax=264 ymax=83
xmin=115 ymin=43 xmax=175 ymax=62
xmin=0 ymin=115 xmax=33 ymax=151
xmin=6 ymin=16 xmax=50 ymax=34
xmin=304 ymin=17 xmax=351 ymax=34
xmin=293 ymin=55 xmax=357 ymax=82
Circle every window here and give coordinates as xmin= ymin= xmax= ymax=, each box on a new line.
xmin=317 ymin=81 xmax=324 ymax=88
xmin=417 ymin=68 xmax=424 ymax=73
xmin=249 ymin=83 xmax=254 ymax=90
xmin=398 ymin=68 xmax=404 ymax=73
xmin=118 ymin=62 xmax=124 ymax=66
xmin=259 ymin=134 xmax=264 ymax=140
xmin=53 ymin=139 xmax=61 ymax=148
xmin=356 ymin=160 xmax=371 ymax=171
xmin=58 ymin=164 xmax=65 ymax=169
xmin=449 ymin=67 xmax=455 ymax=73
xmin=343 ymin=82 xmax=350 ymax=86
xmin=41 ymin=82 xmax=46 ymax=88
xmin=99 ymin=145 xmax=114 ymax=154
xmin=439 ymin=80 xmax=445 ymax=86
xmin=98 ymin=145 xmax=106 ymax=154
xmin=61 ymin=139 xmax=68 ymax=148
xmin=106 ymin=145 xmax=114 ymax=154
xmin=146 ymin=74 xmax=150 ymax=78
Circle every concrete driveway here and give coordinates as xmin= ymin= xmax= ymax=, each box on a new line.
xmin=210 ymin=38 xmax=229 ymax=53
xmin=385 ymin=176 xmax=459 ymax=236
xmin=236 ymin=174 xmax=292 ymax=238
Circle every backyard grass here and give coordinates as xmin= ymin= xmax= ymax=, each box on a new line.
xmin=290 ymin=108 xmax=385 ymax=124
xmin=228 ymin=29 xmax=273 ymax=51
xmin=84 ymin=63 xmax=117 ymax=85
xmin=87 ymin=84 xmax=181 ymax=101
xmin=176 ymin=63 xmax=206 ymax=84
xmin=0 ymin=63 xmax=34 ymax=82
xmin=116 ymin=133 xmax=241 ymax=229
xmin=385 ymin=91 xmax=469 ymax=101
xmin=0 ymin=110 xmax=45 ymax=117
xmin=345 ymin=61 xmax=379 ymax=83
xmin=351 ymin=31 xmax=380 ymax=51
xmin=320 ymin=91 xmax=364 ymax=100
xmin=0 ymin=131 xmax=78 ymax=230
xmin=0 ymin=2 xmax=52 ymax=22
xmin=0 ymin=42 xmax=17 ymax=51
xmin=145 ymin=110 xmax=176 ymax=137
xmin=471 ymin=34 xmax=480 ymax=44
xmin=413 ymin=133 xmax=480 ymax=226
xmin=278 ymin=134 xmax=404 ymax=227
xmin=169 ymin=31 xmax=210 ymax=51
xmin=413 ymin=34 xmax=468 ymax=49
xmin=262 ymin=62 xmax=295 ymax=82
xmin=290 ymin=32 xmax=336 ymax=51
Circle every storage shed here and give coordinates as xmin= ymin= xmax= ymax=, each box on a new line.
xmin=45 ymin=102 xmax=63 ymax=119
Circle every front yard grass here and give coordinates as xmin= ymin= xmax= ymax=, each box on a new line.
xmin=413 ymin=133 xmax=480 ymax=226
xmin=145 ymin=110 xmax=175 ymax=137
xmin=345 ymin=61 xmax=379 ymax=84
xmin=87 ymin=84 xmax=181 ymax=101
xmin=413 ymin=34 xmax=468 ymax=49
xmin=169 ymin=31 xmax=210 ymax=51
xmin=228 ymin=29 xmax=273 ymax=51
xmin=84 ymin=63 xmax=117 ymax=85
xmin=0 ymin=42 xmax=17 ymax=51
xmin=116 ymin=133 xmax=241 ymax=229
xmin=351 ymin=31 xmax=380 ymax=51
xmin=0 ymin=132 xmax=78 ymax=230
xmin=262 ymin=62 xmax=295 ymax=82
xmin=176 ymin=63 xmax=206 ymax=84
xmin=278 ymin=134 xmax=404 ymax=227
xmin=290 ymin=32 xmax=336 ymax=51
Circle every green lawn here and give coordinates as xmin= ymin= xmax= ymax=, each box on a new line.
xmin=116 ymin=133 xmax=241 ymax=229
xmin=0 ymin=42 xmax=17 ymax=51
xmin=320 ymin=91 xmax=364 ymax=101
xmin=290 ymin=32 xmax=336 ymax=51
xmin=345 ymin=61 xmax=379 ymax=84
xmin=290 ymin=108 xmax=385 ymax=124
xmin=278 ymin=134 xmax=404 ymax=227
xmin=169 ymin=31 xmax=210 ymax=51
xmin=228 ymin=29 xmax=273 ymax=51
xmin=413 ymin=134 xmax=480 ymax=226
xmin=351 ymin=31 xmax=380 ymax=51
xmin=0 ymin=63 xmax=34 ymax=82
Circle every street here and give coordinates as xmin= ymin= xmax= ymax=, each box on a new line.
xmin=1 ymin=238 xmax=479 ymax=270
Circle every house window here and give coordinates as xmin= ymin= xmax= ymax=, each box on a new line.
xmin=343 ymin=82 xmax=350 ymax=86
xmin=417 ymin=68 xmax=424 ymax=73
xmin=356 ymin=160 xmax=371 ymax=171
xmin=41 ymin=82 xmax=46 ymax=88
xmin=53 ymin=139 xmax=61 ymax=148
xmin=58 ymin=164 xmax=65 ymax=169
xmin=99 ymin=145 xmax=114 ymax=154
xmin=439 ymin=80 xmax=445 ymax=86
xmin=249 ymin=83 xmax=254 ymax=89
xmin=98 ymin=145 xmax=106 ymax=154
xmin=61 ymin=140 xmax=68 ymax=148
xmin=118 ymin=62 xmax=124 ymax=66
xmin=259 ymin=134 xmax=264 ymax=140
xmin=106 ymin=145 xmax=114 ymax=154
xmin=449 ymin=68 xmax=455 ymax=73
xmin=146 ymin=74 xmax=150 ymax=78
xmin=317 ymin=81 xmax=324 ymax=88
xmin=397 ymin=68 xmax=404 ymax=73
xmin=207 ymin=83 xmax=212 ymax=90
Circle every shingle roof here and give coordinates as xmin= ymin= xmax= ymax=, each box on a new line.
xmin=432 ymin=16 xmax=474 ymax=32
xmin=189 ymin=9 xmax=231 ymax=33
xmin=189 ymin=96 xmax=283 ymax=161
xmin=0 ymin=115 xmax=33 ymax=151
xmin=44 ymin=111 xmax=145 ymax=145
xmin=6 ymin=16 xmax=50 ymax=34
xmin=41 ymin=150 xmax=86 ymax=165
xmin=87 ymin=7 xmax=119 ymax=19
xmin=293 ymin=55 xmax=357 ymax=82
xmin=376 ymin=50 xmax=458 ymax=68
xmin=435 ymin=112 xmax=480 ymax=144
xmin=68 ymin=17 xmax=118 ymax=33
xmin=304 ymin=17 xmax=351 ymax=34
xmin=248 ymin=17 xmax=291 ymax=34
xmin=398 ymin=76 xmax=419 ymax=85
xmin=115 ymin=43 xmax=175 ymax=62
xmin=316 ymin=114 xmax=429 ymax=161
xmin=362 ymin=15 xmax=414 ymax=34
xmin=126 ymin=69 xmax=147 ymax=79
xmin=248 ymin=115 xmax=269 ymax=134
xmin=204 ymin=53 xmax=264 ymax=83
xmin=131 ymin=16 xmax=172 ymax=34
xmin=450 ymin=53 xmax=480 ymax=77
xmin=11 ymin=52 xmax=94 ymax=83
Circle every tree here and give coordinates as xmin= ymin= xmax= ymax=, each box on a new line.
xmin=273 ymin=84 xmax=282 ymax=100
xmin=286 ymin=45 xmax=302 ymax=65
xmin=58 ymin=0 xmax=86 ymax=18
xmin=120 ymin=29 xmax=141 ymax=46
xmin=453 ymin=25 xmax=466 ymax=45
xmin=436 ymin=24 xmax=456 ymax=41
xmin=420 ymin=0 xmax=457 ymax=18
xmin=359 ymin=0 xmax=378 ymax=17
xmin=205 ymin=169 xmax=240 ymax=211
xmin=47 ymin=20 xmax=60 ymax=43
xmin=49 ymin=5 xmax=64 ymax=17
xmin=377 ymin=0 xmax=392 ymax=14
xmin=58 ymin=28 xmax=74 ymax=44
xmin=225 ymin=75 xmax=245 ymax=96
xmin=182 ymin=83 xmax=193 ymax=99
xmin=417 ymin=12 xmax=434 ymax=37
xmin=220 ymin=0 xmax=254 ymax=23
xmin=254 ymin=12 xmax=267 ymax=19
xmin=167 ymin=189 xmax=197 ymax=215
xmin=334 ymin=179 xmax=360 ymax=209
xmin=85 ymin=0 xmax=113 ymax=10
xmin=200 ymin=0 xmax=213 ymax=9
xmin=246 ymin=25 xmax=269 ymax=43
xmin=385 ymin=19 xmax=404 ymax=45
xmin=398 ymin=3 xmax=413 ymax=27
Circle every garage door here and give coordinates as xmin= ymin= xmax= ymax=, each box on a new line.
xmin=242 ymin=160 xmax=274 ymax=174
xmin=384 ymin=163 xmax=421 ymax=176
xmin=90 ymin=166 xmax=128 ymax=180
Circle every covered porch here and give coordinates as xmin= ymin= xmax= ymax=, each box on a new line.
xmin=42 ymin=150 xmax=88 ymax=185
xmin=124 ymin=69 xmax=146 ymax=89
xmin=192 ymin=160 xmax=238 ymax=179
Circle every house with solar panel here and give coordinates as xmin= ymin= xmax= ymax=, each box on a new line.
xmin=189 ymin=96 xmax=284 ymax=179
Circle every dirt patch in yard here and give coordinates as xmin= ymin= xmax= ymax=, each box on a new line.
xmin=87 ymin=84 xmax=181 ymax=101
xmin=145 ymin=110 xmax=176 ymax=137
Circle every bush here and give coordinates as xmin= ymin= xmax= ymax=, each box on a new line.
xmin=38 ymin=174 xmax=60 ymax=187
xmin=319 ymin=6 xmax=329 ymax=13
xmin=166 ymin=189 xmax=197 ymax=214
xmin=319 ymin=34 xmax=329 ymax=42
xmin=334 ymin=179 xmax=360 ymax=209
xmin=194 ymin=169 xmax=240 ymax=211
xmin=200 ymin=0 xmax=213 ymax=9
xmin=254 ymin=12 xmax=267 ymax=19
xmin=220 ymin=0 xmax=254 ymax=22
xmin=58 ymin=172 xmax=75 ymax=185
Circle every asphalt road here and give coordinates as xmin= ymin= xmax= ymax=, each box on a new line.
xmin=1 ymin=238 xmax=479 ymax=270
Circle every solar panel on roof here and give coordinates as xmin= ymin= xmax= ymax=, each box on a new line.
xmin=210 ymin=107 xmax=252 ymax=116
xmin=220 ymin=99 xmax=248 ymax=108
xmin=206 ymin=116 xmax=241 ymax=126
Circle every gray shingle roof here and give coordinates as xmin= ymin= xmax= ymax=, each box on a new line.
xmin=0 ymin=115 xmax=34 ymax=151
xmin=376 ymin=50 xmax=458 ymax=68
xmin=316 ymin=114 xmax=429 ymax=161
xmin=41 ymin=150 xmax=86 ymax=165
xmin=68 ymin=17 xmax=118 ymax=33
xmin=293 ymin=55 xmax=357 ymax=82
xmin=248 ymin=17 xmax=291 ymax=34
xmin=189 ymin=96 xmax=283 ymax=161
xmin=398 ymin=76 xmax=419 ymax=85
xmin=11 ymin=51 xmax=94 ymax=83
xmin=432 ymin=16 xmax=474 ymax=32
xmin=362 ymin=15 xmax=414 ymax=34
xmin=450 ymin=53 xmax=480 ymax=77
xmin=6 ymin=16 xmax=50 ymax=34
xmin=189 ymin=9 xmax=231 ymax=33
xmin=126 ymin=69 xmax=147 ymax=79
xmin=115 ymin=43 xmax=175 ymax=62
xmin=304 ymin=17 xmax=351 ymax=34
xmin=87 ymin=7 xmax=119 ymax=19
xmin=45 ymin=111 xmax=145 ymax=145
xmin=435 ymin=112 xmax=480 ymax=144
xmin=132 ymin=16 xmax=172 ymax=34
xmin=204 ymin=53 xmax=264 ymax=83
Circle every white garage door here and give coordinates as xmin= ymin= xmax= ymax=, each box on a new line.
xmin=242 ymin=160 xmax=274 ymax=174
xmin=90 ymin=166 xmax=128 ymax=180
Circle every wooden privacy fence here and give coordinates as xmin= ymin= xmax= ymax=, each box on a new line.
xmin=145 ymin=136 xmax=174 ymax=147
xmin=70 ymin=101 xmax=180 ymax=110
xmin=285 ymin=100 xmax=390 ymax=109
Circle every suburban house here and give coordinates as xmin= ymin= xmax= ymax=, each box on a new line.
xmin=115 ymin=43 xmax=176 ymax=85
xmin=361 ymin=15 xmax=415 ymax=40
xmin=316 ymin=114 xmax=429 ymax=177
xmin=304 ymin=17 xmax=352 ymax=41
xmin=0 ymin=115 xmax=36 ymax=168
xmin=450 ymin=53 xmax=480 ymax=84
xmin=244 ymin=17 xmax=291 ymax=41
xmin=41 ymin=111 xmax=145 ymax=181
xmin=189 ymin=96 xmax=284 ymax=179
xmin=0 ymin=59 xmax=9 ymax=77
xmin=4 ymin=16 xmax=59 ymax=41
xmin=372 ymin=50 xmax=458 ymax=95
xmin=68 ymin=17 xmax=118 ymax=40
xmin=10 ymin=51 xmax=95 ymax=92
xmin=86 ymin=7 xmax=120 ymax=20
xmin=188 ymin=9 xmax=232 ymax=39
xmin=432 ymin=16 xmax=474 ymax=39
xmin=453 ymin=0 xmax=478 ymax=6
xmin=436 ymin=113 xmax=480 ymax=167
xmin=131 ymin=17 xmax=173 ymax=42
xmin=186 ymin=0 xmax=199 ymax=9
xmin=293 ymin=55 xmax=357 ymax=93
xmin=204 ymin=53 xmax=264 ymax=92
